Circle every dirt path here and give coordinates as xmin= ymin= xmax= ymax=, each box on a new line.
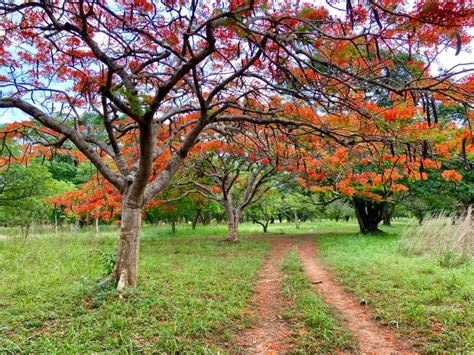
xmin=295 ymin=236 xmax=411 ymax=354
xmin=236 ymin=237 xmax=294 ymax=354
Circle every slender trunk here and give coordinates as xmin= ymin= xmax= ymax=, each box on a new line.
xmin=224 ymin=199 xmax=239 ymax=241
xmin=263 ymin=223 xmax=268 ymax=233
xmin=95 ymin=217 xmax=99 ymax=236
xmin=54 ymin=212 xmax=58 ymax=234
xmin=294 ymin=211 xmax=301 ymax=229
xmin=192 ymin=209 xmax=201 ymax=230
xmin=108 ymin=198 xmax=143 ymax=291
xmin=24 ymin=223 xmax=31 ymax=239
xmin=171 ymin=219 xmax=176 ymax=234
xmin=353 ymin=197 xmax=385 ymax=234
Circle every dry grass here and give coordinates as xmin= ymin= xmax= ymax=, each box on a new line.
xmin=398 ymin=207 xmax=473 ymax=267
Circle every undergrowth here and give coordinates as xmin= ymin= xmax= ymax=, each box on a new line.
xmin=398 ymin=210 xmax=473 ymax=268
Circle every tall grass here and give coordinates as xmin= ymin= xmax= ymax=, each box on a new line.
xmin=398 ymin=207 xmax=473 ymax=267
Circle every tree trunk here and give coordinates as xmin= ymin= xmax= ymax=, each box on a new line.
xmin=224 ymin=199 xmax=239 ymax=241
xmin=171 ymin=219 xmax=176 ymax=234
xmin=294 ymin=211 xmax=301 ymax=229
xmin=23 ymin=222 xmax=31 ymax=239
xmin=417 ymin=214 xmax=424 ymax=225
xmin=192 ymin=209 xmax=201 ymax=230
xmin=353 ymin=197 xmax=385 ymax=234
xmin=54 ymin=212 xmax=59 ymax=234
xmin=108 ymin=201 xmax=143 ymax=291
xmin=263 ymin=223 xmax=268 ymax=233
xmin=383 ymin=205 xmax=395 ymax=226
xmin=95 ymin=217 xmax=99 ymax=235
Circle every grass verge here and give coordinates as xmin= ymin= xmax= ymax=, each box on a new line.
xmin=281 ymin=248 xmax=357 ymax=353
xmin=0 ymin=233 xmax=269 ymax=352
xmin=317 ymin=233 xmax=474 ymax=353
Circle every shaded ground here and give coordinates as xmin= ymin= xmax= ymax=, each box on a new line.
xmin=239 ymin=234 xmax=413 ymax=354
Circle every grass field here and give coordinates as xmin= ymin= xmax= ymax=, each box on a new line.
xmin=318 ymin=231 xmax=474 ymax=353
xmin=0 ymin=226 xmax=269 ymax=352
xmin=1 ymin=219 xmax=472 ymax=353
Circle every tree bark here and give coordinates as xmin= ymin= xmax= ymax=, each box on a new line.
xmin=353 ymin=197 xmax=385 ymax=234
xmin=171 ymin=219 xmax=176 ymax=234
xmin=294 ymin=211 xmax=301 ymax=229
xmin=54 ymin=212 xmax=59 ymax=234
xmin=224 ymin=199 xmax=239 ymax=241
xmin=108 ymin=199 xmax=143 ymax=291
xmin=192 ymin=209 xmax=201 ymax=230
xmin=383 ymin=205 xmax=395 ymax=226
xmin=95 ymin=217 xmax=100 ymax=235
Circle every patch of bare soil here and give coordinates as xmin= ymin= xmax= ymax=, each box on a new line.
xmin=295 ymin=236 xmax=414 ymax=354
xmin=236 ymin=237 xmax=294 ymax=354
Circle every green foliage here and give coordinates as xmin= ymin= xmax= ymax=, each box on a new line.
xmin=47 ymin=155 xmax=96 ymax=185
xmin=145 ymin=195 xmax=223 ymax=229
xmin=400 ymin=165 xmax=473 ymax=221
xmin=281 ymin=248 xmax=357 ymax=353
xmin=0 ymin=163 xmax=73 ymax=230
xmin=280 ymin=192 xmax=318 ymax=224
xmin=323 ymin=199 xmax=354 ymax=221
xmin=101 ymin=251 xmax=117 ymax=276
xmin=246 ymin=190 xmax=285 ymax=231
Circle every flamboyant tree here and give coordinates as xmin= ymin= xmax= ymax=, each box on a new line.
xmin=48 ymin=176 xmax=121 ymax=223
xmin=180 ymin=126 xmax=288 ymax=241
xmin=295 ymin=111 xmax=471 ymax=232
xmin=0 ymin=0 xmax=472 ymax=289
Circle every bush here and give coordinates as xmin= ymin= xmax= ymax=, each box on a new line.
xmin=398 ymin=207 xmax=473 ymax=267
xmin=101 ymin=250 xmax=117 ymax=276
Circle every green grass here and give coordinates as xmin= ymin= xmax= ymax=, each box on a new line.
xmin=3 ymin=219 xmax=468 ymax=353
xmin=0 ymin=231 xmax=269 ymax=352
xmin=317 ymin=233 xmax=474 ymax=353
xmin=0 ymin=219 xmax=369 ymax=239
xmin=281 ymin=248 xmax=357 ymax=353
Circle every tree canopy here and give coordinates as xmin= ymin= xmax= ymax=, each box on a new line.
xmin=0 ymin=0 xmax=472 ymax=289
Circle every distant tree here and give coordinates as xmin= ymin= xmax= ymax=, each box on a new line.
xmin=246 ymin=190 xmax=286 ymax=233
xmin=324 ymin=199 xmax=354 ymax=222
xmin=281 ymin=193 xmax=317 ymax=229
xmin=0 ymin=163 xmax=72 ymax=237
xmin=185 ymin=151 xmax=277 ymax=241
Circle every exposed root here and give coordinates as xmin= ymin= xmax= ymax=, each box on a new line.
xmin=116 ymin=269 xmax=128 ymax=292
